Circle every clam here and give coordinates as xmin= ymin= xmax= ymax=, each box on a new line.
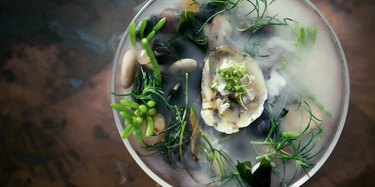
xmin=201 ymin=46 xmax=267 ymax=134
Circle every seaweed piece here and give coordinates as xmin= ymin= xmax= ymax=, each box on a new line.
xmin=177 ymin=11 xmax=209 ymax=50
xmin=236 ymin=161 xmax=253 ymax=185
xmin=251 ymin=159 xmax=272 ymax=187
xmin=236 ymin=159 xmax=272 ymax=187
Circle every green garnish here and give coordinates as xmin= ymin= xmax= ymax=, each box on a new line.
xmin=129 ymin=20 xmax=138 ymax=50
xmin=197 ymin=0 xmax=295 ymax=33
xmin=121 ymin=125 xmax=135 ymax=139
xmin=111 ymin=103 xmax=131 ymax=112
xmin=142 ymin=38 xmax=162 ymax=85
xmin=218 ymin=62 xmax=249 ymax=108
xmin=179 ymin=73 xmax=189 ymax=161
xmin=238 ymin=15 xmax=295 ymax=32
xmin=152 ymin=17 xmax=167 ymax=33
xmin=201 ymin=132 xmax=247 ymax=187
xmin=147 ymin=100 xmax=156 ymax=108
xmin=280 ymin=56 xmax=287 ymax=70
xmin=116 ymin=67 xmax=191 ymax=165
xmin=146 ymin=30 xmax=156 ymax=41
xmin=281 ymin=131 xmax=301 ymax=139
xmin=114 ymin=2 xmax=328 ymax=186
xmin=295 ymin=25 xmax=317 ymax=48
xmin=139 ymin=19 xmax=148 ymax=38
xmin=250 ymin=97 xmax=325 ymax=185
xmin=128 ymin=17 xmax=167 ymax=85
xmin=237 ymin=0 xmax=296 ymax=32
xmin=134 ymin=116 xmax=143 ymax=125
xmin=138 ymin=104 xmax=148 ymax=114
xmin=146 ymin=115 xmax=154 ymax=137
xmin=120 ymin=99 xmax=139 ymax=109
xmin=112 ymin=98 xmax=158 ymax=142
xmin=296 ymin=26 xmax=306 ymax=46
xmin=119 ymin=111 xmax=133 ymax=120
xmin=147 ymin=108 xmax=157 ymax=116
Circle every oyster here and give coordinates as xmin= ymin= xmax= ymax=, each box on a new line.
xmin=201 ymin=46 xmax=267 ymax=134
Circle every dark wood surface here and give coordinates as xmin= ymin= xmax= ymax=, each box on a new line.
xmin=0 ymin=0 xmax=373 ymax=186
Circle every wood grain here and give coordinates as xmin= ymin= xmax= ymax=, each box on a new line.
xmin=0 ymin=0 xmax=374 ymax=186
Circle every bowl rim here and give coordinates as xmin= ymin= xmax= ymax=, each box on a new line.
xmin=111 ymin=0 xmax=350 ymax=186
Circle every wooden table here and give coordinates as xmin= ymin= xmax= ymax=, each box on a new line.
xmin=0 ymin=0 xmax=373 ymax=186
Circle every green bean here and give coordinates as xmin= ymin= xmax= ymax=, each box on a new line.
xmin=146 ymin=115 xmax=154 ymax=137
xmin=146 ymin=30 xmax=156 ymax=41
xmin=135 ymin=127 xmax=143 ymax=142
xmin=144 ymin=17 xmax=166 ymax=41
xmin=120 ymin=111 xmax=133 ymax=121
xmin=120 ymin=99 xmax=139 ymax=109
xmin=139 ymin=19 xmax=148 ymax=38
xmin=129 ymin=20 xmax=138 ymax=50
xmin=121 ymin=125 xmax=135 ymax=139
xmin=111 ymin=103 xmax=128 ymax=111
xmin=152 ymin=17 xmax=167 ymax=33
xmin=142 ymin=39 xmax=162 ymax=85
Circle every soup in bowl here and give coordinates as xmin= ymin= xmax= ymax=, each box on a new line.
xmin=111 ymin=0 xmax=349 ymax=186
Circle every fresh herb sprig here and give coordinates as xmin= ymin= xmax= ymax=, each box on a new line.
xmin=186 ymin=107 xmax=244 ymax=185
xmin=238 ymin=15 xmax=295 ymax=32
xmin=250 ymin=97 xmax=325 ymax=185
xmin=217 ymin=62 xmax=249 ymax=109
xmin=179 ymin=73 xmax=190 ymax=161
xmin=113 ymin=16 xmax=169 ymax=145
xmin=237 ymin=0 xmax=296 ymax=32
xmin=192 ymin=0 xmax=295 ymax=33
xmin=201 ymin=133 xmax=245 ymax=187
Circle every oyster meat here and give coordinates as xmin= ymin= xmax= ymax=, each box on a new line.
xmin=201 ymin=45 xmax=267 ymax=134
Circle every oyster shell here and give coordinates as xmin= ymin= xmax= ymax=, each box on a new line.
xmin=201 ymin=46 xmax=267 ymax=134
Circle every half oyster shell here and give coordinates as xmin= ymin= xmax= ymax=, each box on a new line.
xmin=201 ymin=45 xmax=267 ymax=134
